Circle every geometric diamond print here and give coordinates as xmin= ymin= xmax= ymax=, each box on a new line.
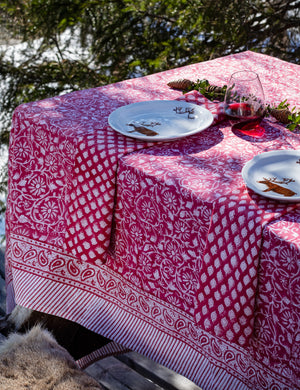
xmin=62 ymin=132 xmax=119 ymax=263
xmin=63 ymin=129 xmax=146 ymax=264
xmin=194 ymin=191 xmax=289 ymax=346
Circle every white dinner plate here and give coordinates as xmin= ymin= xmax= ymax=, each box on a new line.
xmin=242 ymin=150 xmax=300 ymax=202
xmin=108 ymin=100 xmax=214 ymax=141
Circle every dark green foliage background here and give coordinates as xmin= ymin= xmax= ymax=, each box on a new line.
xmin=0 ymin=0 xmax=299 ymax=210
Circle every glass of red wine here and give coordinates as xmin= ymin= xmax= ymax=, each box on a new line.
xmin=224 ymin=70 xmax=266 ymax=137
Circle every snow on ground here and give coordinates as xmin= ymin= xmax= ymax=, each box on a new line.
xmin=0 ymin=28 xmax=90 ymax=242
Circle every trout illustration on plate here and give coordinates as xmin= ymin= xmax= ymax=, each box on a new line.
xmin=127 ymin=121 xmax=160 ymax=136
xmin=258 ymin=177 xmax=296 ymax=197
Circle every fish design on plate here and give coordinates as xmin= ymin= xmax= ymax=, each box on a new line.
xmin=257 ymin=177 xmax=296 ymax=197
xmin=127 ymin=121 xmax=160 ymax=136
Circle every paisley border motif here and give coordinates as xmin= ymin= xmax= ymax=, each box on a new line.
xmin=6 ymin=234 xmax=296 ymax=390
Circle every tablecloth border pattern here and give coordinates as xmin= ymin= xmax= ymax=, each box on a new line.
xmin=6 ymin=233 xmax=295 ymax=390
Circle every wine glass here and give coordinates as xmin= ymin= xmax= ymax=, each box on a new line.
xmin=224 ymin=70 xmax=266 ymax=137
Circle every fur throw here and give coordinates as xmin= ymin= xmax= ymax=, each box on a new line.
xmin=0 ymin=305 xmax=110 ymax=361
xmin=0 ymin=325 xmax=103 ymax=389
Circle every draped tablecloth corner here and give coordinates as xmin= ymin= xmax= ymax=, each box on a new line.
xmin=5 ymin=50 xmax=300 ymax=390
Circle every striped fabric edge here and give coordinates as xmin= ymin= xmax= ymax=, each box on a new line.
xmin=8 ymin=256 xmax=294 ymax=390
xmin=76 ymin=342 xmax=131 ymax=369
xmin=9 ymin=269 xmax=251 ymax=389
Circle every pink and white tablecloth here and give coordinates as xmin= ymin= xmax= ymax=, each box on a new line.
xmin=5 ymin=51 xmax=300 ymax=389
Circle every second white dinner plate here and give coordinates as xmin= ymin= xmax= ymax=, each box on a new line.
xmin=242 ymin=150 xmax=300 ymax=202
xmin=108 ymin=100 xmax=214 ymax=141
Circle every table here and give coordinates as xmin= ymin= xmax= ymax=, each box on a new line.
xmin=5 ymin=51 xmax=300 ymax=389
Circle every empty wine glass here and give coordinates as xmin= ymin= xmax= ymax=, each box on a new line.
xmin=224 ymin=70 xmax=266 ymax=137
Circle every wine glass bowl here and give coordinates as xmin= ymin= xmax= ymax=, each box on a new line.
xmin=224 ymin=70 xmax=266 ymax=137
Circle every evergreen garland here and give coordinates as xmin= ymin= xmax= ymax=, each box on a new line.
xmin=168 ymin=79 xmax=300 ymax=131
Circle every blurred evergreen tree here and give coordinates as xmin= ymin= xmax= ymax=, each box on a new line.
xmin=0 ymin=0 xmax=299 ymax=210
